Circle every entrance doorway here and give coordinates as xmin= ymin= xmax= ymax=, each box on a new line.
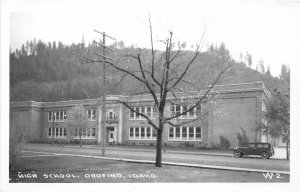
xmin=107 ymin=126 xmax=115 ymax=144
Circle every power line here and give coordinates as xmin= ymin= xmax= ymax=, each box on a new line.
xmin=93 ymin=29 xmax=116 ymax=156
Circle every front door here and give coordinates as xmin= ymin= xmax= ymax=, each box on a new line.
xmin=107 ymin=127 xmax=115 ymax=143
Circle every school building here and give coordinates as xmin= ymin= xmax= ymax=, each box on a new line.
xmin=10 ymin=81 xmax=286 ymax=148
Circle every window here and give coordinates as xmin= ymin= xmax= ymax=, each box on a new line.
xmin=129 ymin=109 xmax=135 ymax=120
xmin=129 ymin=106 xmax=154 ymax=120
xmin=48 ymin=128 xmax=52 ymax=137
xmin=182 ymin=127 xmax=187 ymax=140
xmin=257 ymin=144 xmax=263 ymax=148
xmin=181 ymin=105 xmax=188 ymax=118
xmin=48 ymin=127 xmax=66 ymax=139
xmin=263 ymin=144 xmax=269 ymax=148
xmin=141 ymin=127 xmax=145 ymax=139
xmin=55 ymin=112 xmax=59 ymax=121
xmin=195 ymin=127 xmax=201 ymax=140
xmin=170 ymin=104 xmax=199 ymax=119
xmin=88 ymin=109 xmax=96 ymax=121
xmin=152 ymin=129 xmax=157 ymax=139
xmin=129 ymin=126 xmax=156 ymax=140
xmin=169 ymin=126 xmax=202 ymax=141
xmin=249 ymin=143 xmax=255 ymax=148
xmin=74 ymin=128 xmax=96 ymax=139
xmin=169 ymin=127 xmax=174 ymax=140
xmin=175 ymin=127 xmax=180 ymax=140
xmin=59 ymin=111 xmax=64 ymax=121
xmin=189 ymin=127 xmax=194 ymax=140
xmin=55 ymin=127 xmax=59 ymax=137
xmin=146 ymin=127 xmax=151 ymax=139
xmin=146 ymin=107 xmax=152 ymax=118
xmin=129 ymin=127 xmax=134 ymax=139
xmin=106 ymin=110 xmax=116 ymax=120
xmin=48 ymin=112 xmax=52 ymax=122
xmin=48 ymin=111 xmax=67 ymax=122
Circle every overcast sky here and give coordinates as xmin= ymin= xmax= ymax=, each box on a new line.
xmin=7 ymin=0 xmax=300 ymax=77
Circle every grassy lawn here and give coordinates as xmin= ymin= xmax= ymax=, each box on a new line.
xmin=9 ymin=152 xmax=289 ymax=183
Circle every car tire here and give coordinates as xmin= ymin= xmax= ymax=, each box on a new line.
xmin=261 ymin=152 xmax=270 ymax=159
xmin=233 ymin=151 xmax=241 ymax=158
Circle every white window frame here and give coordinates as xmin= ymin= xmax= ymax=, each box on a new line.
xmin=48 ymin=127 xmax=66 ymax=139
xmin=129 ymin=126 xmax=156 ymax=140
xmin=106 ymin=110 xmax=116 ymax=120
xmin=74 ymin=127 xmax=96 ymax=139
xmin=168 ymin=126 xmax=202 ymax=141
xmin=48 ymin=111 xmax=67 ymax=122
xmin=129 ymin=106 xmax=154 ymax=120
xmin=170 ymin=104 xmax=200 ymax=119
xmin=87 ymin=109 xmax=96 ymax=121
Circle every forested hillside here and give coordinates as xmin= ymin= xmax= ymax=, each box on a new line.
xmin=10 ymin=39 xmax=290 ymax=102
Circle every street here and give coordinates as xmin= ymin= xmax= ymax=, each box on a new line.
xmin=23 ymin=144 xmax=289 ymax=172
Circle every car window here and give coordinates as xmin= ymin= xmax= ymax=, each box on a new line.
xmin=257 ymin=144 xmax=263 ymax=148
xmin=263 ymin=144 xmax=269 ymax=148
xmin=249 ymin=144 xmax=255 ymax=148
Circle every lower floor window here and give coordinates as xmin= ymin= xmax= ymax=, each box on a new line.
xmin=168 ymin=126 xmax=201 ymax=141
xmin=74 ymin=128 xmax=96 ymax=139
xmin=129 ymin=126 xmax=156 ymax=140
xmin=48 ymin=127 xmax=66 ymax=138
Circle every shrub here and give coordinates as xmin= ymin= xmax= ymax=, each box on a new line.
xmin=9 ymin=123 xmax=29 ymax=171
xmin=219 ymin=135 xmax=230 ymax=148
xmin=236 ymin=127 xmax=249 ymax=147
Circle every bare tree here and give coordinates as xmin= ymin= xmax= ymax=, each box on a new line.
xmin=9 ymin=117 xmax=29 ymax=171
xmin=84 ymin=16 xmax=231 ymax=167
xmin=65 ymin=104 xmax=90 ymax=147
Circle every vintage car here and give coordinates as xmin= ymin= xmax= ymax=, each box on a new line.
xmin=233 ymin=143 xmax=274 ymax=159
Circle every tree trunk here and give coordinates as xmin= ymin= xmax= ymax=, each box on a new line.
xmin=155 ymin=127 xmax=163 ymax=167
xmin=286 ymin=136 xmax=290 ymax=160
xmin=80 ymin=136 xmax=82 ymax=148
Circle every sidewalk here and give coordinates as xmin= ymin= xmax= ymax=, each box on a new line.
xmin=23 ymin=143 xmax=290 ymax=173
xmin=28 ymin=143 xmax=287 ymax=159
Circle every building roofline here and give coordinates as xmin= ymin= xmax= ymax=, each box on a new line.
xmin=10 ymin=81 xmax=270 ymax=108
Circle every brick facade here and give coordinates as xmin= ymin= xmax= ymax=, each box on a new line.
xmin=10 ymin=82 xmax=271 ymax=148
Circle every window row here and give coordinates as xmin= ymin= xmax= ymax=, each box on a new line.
xmin=74 ymin=128 xmax=96 ymax=139
xmin=48 ymin=111 xmax=67 ymax=122
xmin=48 ymin=127 xmax=67 ymax=138
xmin=169 ymin=127 xmax=201 ymax=141
xmin=129 ymin=106 xmax=153 ymax=120
xmin=129 ymin=127 xmax=157 ymax=140
xmin=48 ymin=109 xmax=96 ymax=122
xmin=170 ymin=104 xmax=200 ymax=119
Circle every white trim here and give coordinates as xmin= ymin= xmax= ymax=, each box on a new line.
xmin=129 ymin=126 xmax=156 ymax=140
xmin=48 ymin=111 xmax=67 ymax=122
xmin=129 ymin=106 xmax=154 ymax=120
xmin=168 ymin=126 xmax=202 ymax=141
xmin=48 ymin=127 xmax=66 ymax=139
xmin=97 ymin=109 xmax=101 ymax=143
xmin=74 ymin=127 xmax=96 ymax=139
xmin=118 ymin=105 xmax=123 ymax=143
xmin=87 ymin=109 xmax=96 ymax=121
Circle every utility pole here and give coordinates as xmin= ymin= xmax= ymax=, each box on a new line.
xmin=93 ymin=29 xmax=116 ymax=156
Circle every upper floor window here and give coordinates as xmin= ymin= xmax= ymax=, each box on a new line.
xmin=170 ymin=104 xmax=200 ymax=119
xmin=48 ymin=111 xmax=67 ymax=122
xmin=88 ymin=109 xmax=96 ymax=121
xmin=129 ymin=106 xmax=153 ymax=120
xmin=106 ymin=110 xmax=116 ymax=120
